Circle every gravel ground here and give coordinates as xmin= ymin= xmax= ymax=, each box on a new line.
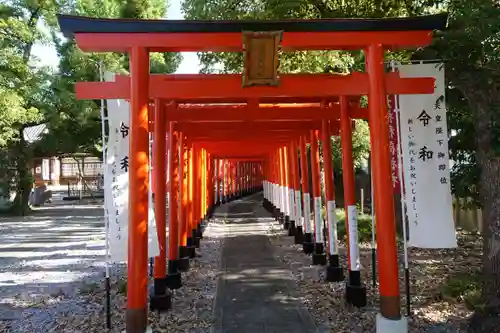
xmin=269 ymin=224 xmax=480 ymax=333
xmin=0 ymin=197 xmax=481 ymax=333
xmin=0 ymin=202 xmax=223 ymax=333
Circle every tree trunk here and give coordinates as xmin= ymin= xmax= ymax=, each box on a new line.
xmin=8 ymin=7 xmax=41 ymax=216
xmin=22 ymin=8 xmax=41 ymax=62
xmin=460 ymin=72 xmax=500 ymax=331
xmin=11 ymin=128 xmax=32 ymax=216
xmin=469 ymin=155 xmax=500 ymax=332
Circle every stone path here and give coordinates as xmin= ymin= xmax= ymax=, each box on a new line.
xmin=211 ymin=194 xmax=318 ymax=333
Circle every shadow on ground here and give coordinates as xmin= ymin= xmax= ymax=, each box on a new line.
xmin=0 ymin=204 xmax=109 ymax=323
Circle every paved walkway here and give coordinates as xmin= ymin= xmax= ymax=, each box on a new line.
xmin=211 ymin=194 xmax=318 ymax=333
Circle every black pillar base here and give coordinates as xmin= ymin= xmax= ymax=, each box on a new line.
xmin=283 ymin=216 xmax=290 ymax=230
xmin=288 ymin=220 xmax=296 ymax=236
xmin=325 ymin=254 xmax=344 ymax=282
xmin=178 ymin=257 xmax=190 ymax=272
xmin=263 ymin=199 xmax=274 ymax=214
xmin=278 ymin=212 xmax=285 ymax=224
xmin=186 ymin=238 xmax=196 ymax=259
xmin=346 ymin=284 xmax=367 ymax=308
xmin=326 ymin=265 xmax=344 ymax=282
xmin=166 ymin=260 xmax=182 ymax=289
xmin=303 ymin=232 xmax=314 ymax=254
xmin=312 ymin=253 xmax=327 ymax=265
xmin=178 ymin=246 xmax=190 ymax=272
xmin=166 ymin=272 xmax=182 ymax=289
xmin=273 ymin=208 xmax=279 ymax=220
xmin=153 ymin=276 xmax=167 ymax=294
xmin=149 ymin=291 xmax=172 ymax=312
xmin=196 ymin=223 xmax=204 ymax=239
xmin=149 ymin=277 xmax=171 ymax=312
xmin=346 ymin=270 xmax=367 ymax=307
xmin=188 ymin=246 xmax=196 ymax=258
xmin=303 ymin=242 xmax=314 ymax=254
xmin=269 ymin=203 xmax=275 ymax=213
xmin=294 ymin=226 xmax=304 ymax=244
xmin=193 ymin=236 xmax=201 ymax=248
xmin=192 ymin=230 xmax=201 ymax=247
xmin=312 ymin=243 xmax=326 ymax=265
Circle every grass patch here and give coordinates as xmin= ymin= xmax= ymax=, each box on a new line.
xmin=79 ymin=282 xmax=100 ymax=295
xmin=321 ymin=207 xmax=374 ymax=243
xmin=439 ymin=271 xmax=483 ymax=310
xmin=337 ymin=214 xmax=373 ymax=243
xmin=117 ymin=279 xmax=127 ymax=295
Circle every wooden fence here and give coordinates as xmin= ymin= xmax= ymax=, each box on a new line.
xmin=453 ymin=197 xmax=482 ymax=232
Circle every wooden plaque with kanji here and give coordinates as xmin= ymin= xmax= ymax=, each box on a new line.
xmin=242 ymin=31 xmax=282 ymax=87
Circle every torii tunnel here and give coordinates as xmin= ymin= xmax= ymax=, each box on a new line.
xmin=58 ymin=13 xmax=447 ymax=333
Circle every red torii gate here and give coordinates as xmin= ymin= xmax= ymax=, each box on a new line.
xmin=58 ymin=13 xmax=446 ymax=333
xmin=76 ymin=72 xmax=433 ymax=100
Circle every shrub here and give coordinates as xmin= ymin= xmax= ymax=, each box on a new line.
xmin=319 ymin=206 xmax=373 ymax=243
xmin=336 ymin=214 xmax=373 ymax=243
xmin=440 ymin=271 xmax=483 ymax=310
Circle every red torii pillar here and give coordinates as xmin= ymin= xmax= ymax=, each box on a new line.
xmin=278 ymin=147 xmax=286 ymax=227
xmin=187 ymin=144 xmax=197 ymax=257
xmin=299 ymin=135 xmax=314 ymax=255
xmin=150 ymin=100 xmax=170 ymax=311
xmin=177 ymin=134 xmax=190 ymax=272
xmin=309 ymin=130 xmax=327 ymax=266
xmin=367 ymin=44 xmax=403 ymax=329
xmin=193 ymin=146 xmax=203 ymax=246
xmin=321 ymin=119 xmax=344 ymax=282
xmin=214 ymin=159 xmax=220 ymax=205
xmin=60 ymin=20 xmax=443 ymax=333
xmin=290 ymin=139 xmax=304 ymax=245
xmin=166 ymin=125 xmax=182 ymax=289
xmin=126 ymin=48 xmax=150 ymax=331
xmin=282 ymin=146 xmax=291 ymax=230
xmin=286 ymin=142 xmax=297 ymax=237
xmin=340 ymin=96 xmax=366 ymax=307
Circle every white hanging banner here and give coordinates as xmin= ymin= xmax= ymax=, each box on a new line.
xmin=102 ymin=122 xmax=116 ymax=262
xmin=397 ymin=63 xmax=457 ymax=248
xmin=104 ymin=78 xmax=160 ymax=261
xmin=106 ymin=98 xmax=129 ymax=262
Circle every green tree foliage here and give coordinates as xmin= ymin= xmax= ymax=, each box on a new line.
xmin=181 ymin=0 xmax=421 ymax=174
xmin=1 ymin=0 xmax=181 ymax=214
xmin=183 ymin=0 xmax=500 ymax=323
xmin=39 ymin=0 xmax=181 ymax=157
xmin=430 ymin=0 xmax=500 ymax=328
xmin=182 ymin=0 xmax=439 ymax=74
xmin=183 ymin=0 xmax=496 ymax=200
xmin=0 ymin=1 xmax=64 ymax=214
xmin=120 ymin=0 xmax=182 ymax=74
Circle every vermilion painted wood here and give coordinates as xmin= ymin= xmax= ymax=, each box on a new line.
xmin=74 ymin=30 xmax=434 ymax=52
xmin=62 ymin=11 xmax=445 ymax=328
xmin=166 ymin=105 xmax=368 ymax=121
xmin=176 ymin=120 xmax=326 ymax=133
xmin=75 ymin=72 xmax=434 ymax=100
xmin=127 ymin=47 xmax=149 ymax=312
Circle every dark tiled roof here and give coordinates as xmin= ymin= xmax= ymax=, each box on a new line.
xmin=58 ymin=14 xmax=448 ymax=39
